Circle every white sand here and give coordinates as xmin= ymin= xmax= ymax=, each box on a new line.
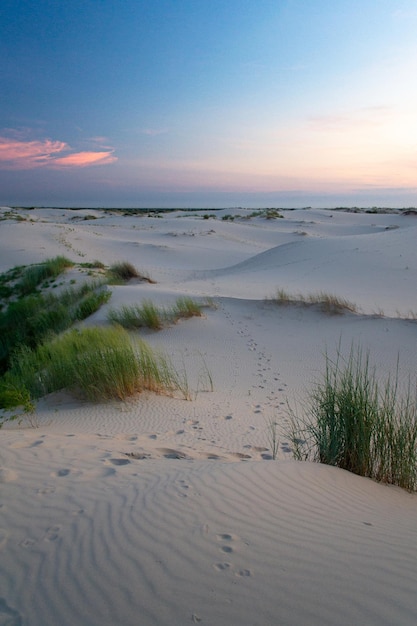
xmin=1 ymin=206 xmax=417 ymax=625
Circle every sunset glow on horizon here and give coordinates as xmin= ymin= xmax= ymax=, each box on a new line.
xmin=1 ymin=1 xmax=417 ymax=208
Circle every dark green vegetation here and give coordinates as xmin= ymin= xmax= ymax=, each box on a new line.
xmin=0 ymin=274 xmax=110 ymax=375
xmin=17 ymin=256 xmax=74 ymax=296
xmin=0 ymin=255 xmax=74 ymax=303
xmin=288 ymin=347 xmax=417 ymax=491
xmin=0 ymin=256 xmax=197 ymax=423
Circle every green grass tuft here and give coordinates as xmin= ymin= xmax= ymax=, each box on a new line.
xmin=1 ymin=326 xmax=188 ymax=406
xmin=270 ymin=288 xmax=357 ymax=315
xmin=108 ymin=297 xmax=203 ymax=330
xmin=107 ymin=261 xmax=156 ymax=284
xmin=172 ymin=296 xmax=203 ymax=319
xmin=17 ymin=256 xmax=74 ymax=296
xmin=287 ymin=346 xmax=417 ymax=491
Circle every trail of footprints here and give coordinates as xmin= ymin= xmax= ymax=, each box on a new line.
xmin=225 ymin=307 xmax=293 ymax=458
xmin=213 ymin=532 xmax=252 ymax=578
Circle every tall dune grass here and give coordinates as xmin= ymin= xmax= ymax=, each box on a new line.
xmin=288 ymin=347 xmax=417 ymax=491
xmin=1 ymin=326 xmax=187 ymax=404
xmin=107 ymin=262 xmax=155 ymax=284
xmin=271 ymin=288 xmax=357 ymax=315
xmin=107 ymin=297 xmax=203 ymax=330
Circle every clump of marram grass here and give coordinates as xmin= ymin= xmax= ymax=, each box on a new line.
xmin=172 ymin=296 xmax=203 ymax=319
xmin=0 ymin=326 xmax=187 ymax=405
xmin=108 ymin=300 xmax=164 ymax=330
xmin=107 ymin=261 xmax=156 ymax=284
xmin=0 ymin=281 xmax=110 ymax=373
xmin=17 ymin=256 xmax=74 ymax=296
xmin=287 ymin=346 xmax=417 ymax=491
xmin=306 ymin=292 xmax=357 ymax=314
xmin=107 ymin=297 xmax=204 ymax=330
xmin=270 ymin=288 xmax=357 ymax=315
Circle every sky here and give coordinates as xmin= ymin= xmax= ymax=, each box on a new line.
xmin=1 ymin=0 xmax=417 ymax=208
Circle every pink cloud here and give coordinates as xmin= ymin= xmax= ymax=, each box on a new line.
xmin=51 ymin=151 xmax=117 ymax=168
xmin=0 ymin=136 xmax=117 ymax=170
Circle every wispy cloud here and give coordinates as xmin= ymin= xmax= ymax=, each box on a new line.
xmin=0 ymin=135 xmax=117 ymax=170
xmin=51 ymin=151 xmax=117 ymax=168
xmin=308 ymin=106 xmax=393 ymax=131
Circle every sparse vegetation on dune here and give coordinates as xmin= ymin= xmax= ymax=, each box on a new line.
xmin=107 ymin=296 xmax=204 ymax=330
xmin=270 ymin=288 xmax=358 ymax=315
xmin=17 ymin=256 xmax=74 ymax=296
xmin=172 ymin=296 xmax=204 ymax=319
xmin=108 ymin=300 xmax=164 ymax=330
xmin=0 ymin=258 xmax=211 ymax=418
xmin=221 ymin=208 xmax=284 ymax=221
xmin=107 ymin=261 xmax=156 ymax=284
xmin=288 ymin=346 xmax=417 ymax=491
xmin=0 ymin=256 xmax=75 ymax=305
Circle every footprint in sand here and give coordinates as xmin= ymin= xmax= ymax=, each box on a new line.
xmin=236 ymin=569 xmax=252 ymax=577
xmin=29 ymin=439 xmax=45 ymax=448
xmin=19 ymin=537 xmax=37 ymax=549
xmin=50 ymin=468 xmax=70 ymax=477
xmin=45 ymin=525 xmax=61 ymax=542
xmin=157 ymin=448 xmax=189 ymax=460
xmin=213 ymin=562 xmax=232 ymax=571
xmin=213 ymin=533 xmax=253 ymax=577
xmin=108 ymin=458 xmax=131 ymax=466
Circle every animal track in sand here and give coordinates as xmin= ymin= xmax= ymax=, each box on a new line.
xmin=212 ymin=532 xmax=253 ymax=577
xmin=50 ymin=468 xmax=71 ymax=477
xmin=44 ymin=525 xmax=61 ymax=542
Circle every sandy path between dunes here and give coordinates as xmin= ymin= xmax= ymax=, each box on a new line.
xmin=1 ymin=206 xmax=417 ymax=625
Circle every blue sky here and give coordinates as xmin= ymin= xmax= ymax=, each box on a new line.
xmin=1 ymin=0 xmax=417 ymax=207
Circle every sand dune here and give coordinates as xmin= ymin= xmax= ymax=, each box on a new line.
xmin=1 ymin=206 xmax=417 ymax=625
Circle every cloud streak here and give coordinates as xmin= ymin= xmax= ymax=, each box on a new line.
xmin=0 ymin=136 xmax=117 ymax=170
